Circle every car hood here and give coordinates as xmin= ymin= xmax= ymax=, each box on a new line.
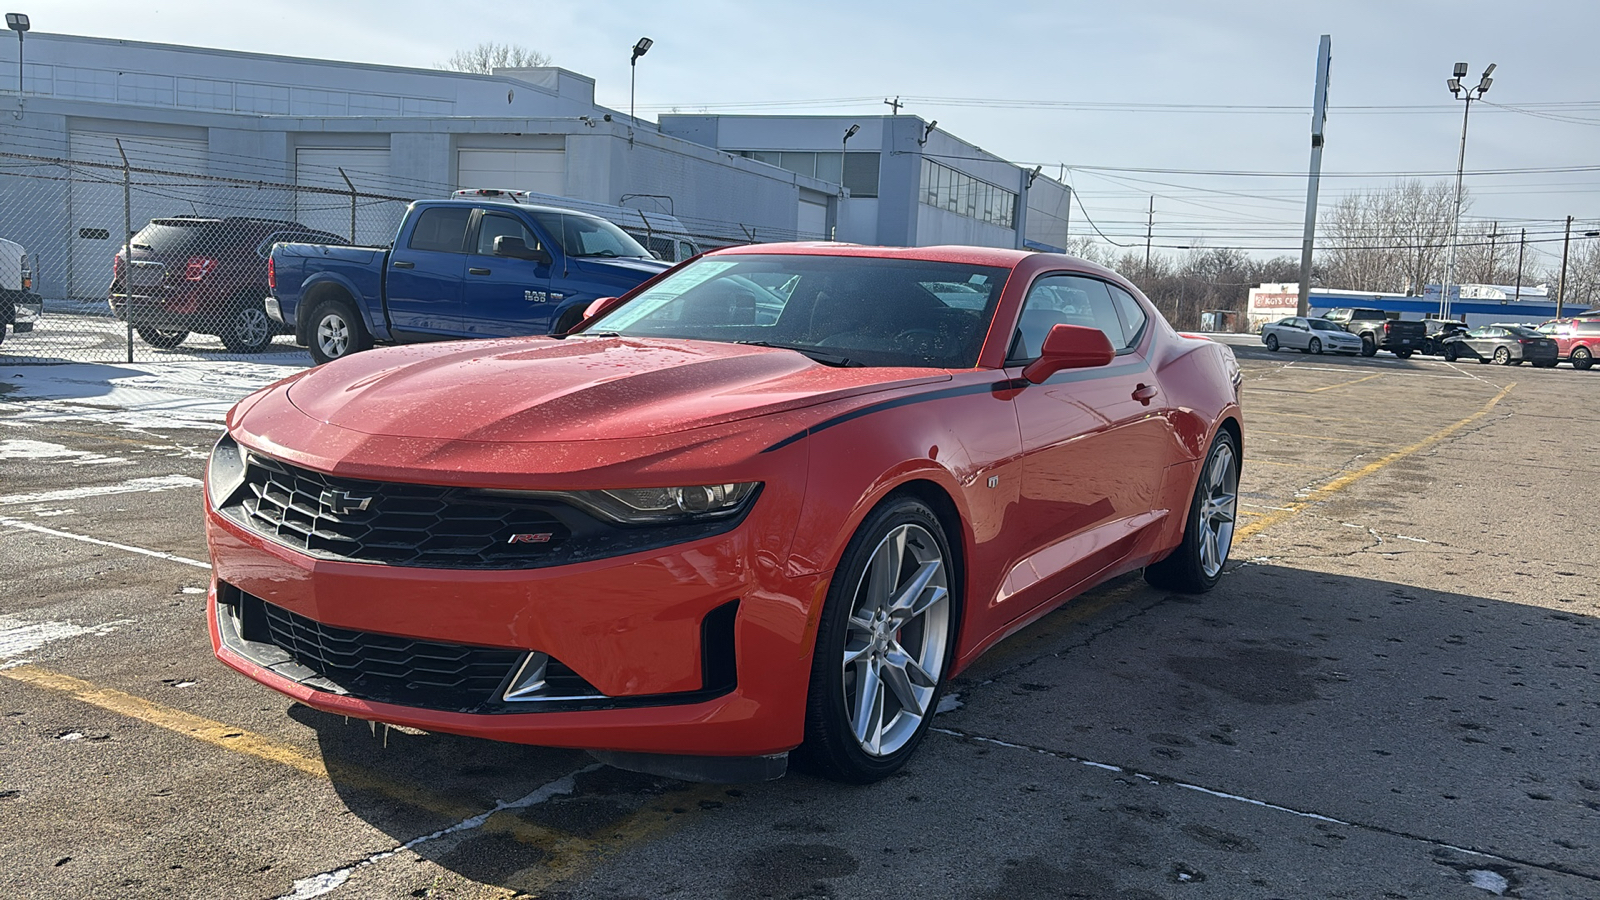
xmin=570 ymin=256 xmax=671 ymax=279
xmin=284 ymin=336 xmax=948 ymax=443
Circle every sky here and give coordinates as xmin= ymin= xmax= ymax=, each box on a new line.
xmin=25 ymin=0 xmax=1600 ymax=271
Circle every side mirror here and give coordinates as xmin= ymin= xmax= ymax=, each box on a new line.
xmin=493 ymin=235 xmax=551 ymax=264
xmin=583 ymin=296 xmax=622 ymax=321
xmin=1021 ymin=324 xmax=1116 ymax=384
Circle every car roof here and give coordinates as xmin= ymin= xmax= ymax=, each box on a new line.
xmin=707 ymin=242 xmax=1038 ymax=267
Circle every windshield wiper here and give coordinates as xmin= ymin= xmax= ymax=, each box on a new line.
xmin=735 ymin=340 xmax=861 ymax=367
xmin=572 ymin=250 xmax=648 ymax=259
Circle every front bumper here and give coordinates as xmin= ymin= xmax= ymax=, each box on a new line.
xmin=205 ymin=499 xmax=825 ymax=758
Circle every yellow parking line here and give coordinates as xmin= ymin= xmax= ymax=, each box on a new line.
xmin=1239 ymin=382 xmax=1515 ymax=541
xmin=1306 ymin=373 xmax=1385 ymax=393
xmin=1 ymin=663 xmax=718 ymax=890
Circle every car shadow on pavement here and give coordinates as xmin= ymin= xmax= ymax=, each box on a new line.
xmin=285 ymin=562 xmax=1599 ymax=898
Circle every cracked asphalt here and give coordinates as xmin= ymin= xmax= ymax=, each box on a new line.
xmin=1 ymin=343 xmax=1597 ymax=899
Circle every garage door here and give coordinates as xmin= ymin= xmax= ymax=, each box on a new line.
xmin=295 ymin=149 xmax=402 ymax=247
xmin=68 ymin=132 xmax=208 ymax=298
xmin=798 ymin=196 xmax=829 ymax=241
xmin=457 ymin=149 xmax=565 ymax=195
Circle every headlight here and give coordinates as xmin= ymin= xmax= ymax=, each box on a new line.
xmin=207 ymin=433 xmax=248 ymax=509
xmin=485 ymin=483 xmax=761 ymax=525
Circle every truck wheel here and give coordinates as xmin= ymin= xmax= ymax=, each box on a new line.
xmin=1394 ymin=349 xmax=1414 ymax=359
xmin=1494 ymin=347 xmax=1512 ymax=366
xmin=552 ymin=305 xmax=586 ymax=336
xmin=1360 ymin=335 xmax=1377 ymax=357
xmin=1146 ymin=429 xmax=1238 ymax=594
xmin=1573 ymin=347 xmax=1594 ymax=370
xmin=307 ymin=297 xmax=371 ymax=365
xmin=1264 ymin=334 xmax=1279 ymax=352
xmin=797 ymin=497 xmax=956 ymax=784
xmin=136 ymin=327 xmax=189 ymax=350
xmin=221 ymin=299 xmax=275 ymax=353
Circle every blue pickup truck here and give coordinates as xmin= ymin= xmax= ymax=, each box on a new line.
xmin=267 ymin=199 xmax=673 ymax=364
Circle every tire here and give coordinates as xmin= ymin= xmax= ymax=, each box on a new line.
xmin=135 ymin=326 xmax=188 ymax=350
xmin=1394 ymin=349 xmax=1414 ymax=359
xmin=220 ymin=299 xmax=275 ymax=353
xmin=1308 ymin=337 xmax=1322 ymax=355
xmin=1443 ymin=344 xmax=1457 ymax=362
xmin=1573 ymin=347 xmax=1594 ymax=371
xmin=1264 ymin=334 xmax=1279 ymax=352
xmin=1477 ymin=357 xmax=1490 ymax=365
xmin=797 ymin=497 xmax=956 ymax=783
xmin=1494 ymin=346 xmax=1512 ymax=366
xmin=1360 ymin=335 xmax=1377 ymax=357
xmin=306 ymin=296 xmax=371 ymax=365
xmin=1146 ymin=429 xmax=1238 ymax=594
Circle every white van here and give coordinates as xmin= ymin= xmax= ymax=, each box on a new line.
xmin=0 ymin=237 xmax=41 ymax=345
xmin=452 ymin=189 xmax=701 ymax=263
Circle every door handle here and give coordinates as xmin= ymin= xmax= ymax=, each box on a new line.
xmin=391 ymin=260 xmax=415 ymax=269
xmin=1132 ymin=383 xmax=1158 ymax=405
xmin=468 ymin=267 xmax=491 ymax=276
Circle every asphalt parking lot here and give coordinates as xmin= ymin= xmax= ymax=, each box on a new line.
xmin=2 ymin=337 xmax=1597 ymax=899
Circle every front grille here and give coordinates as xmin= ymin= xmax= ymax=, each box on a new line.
xmin=261 ymin=599 xmax=524 ymax=710
xmin=228 ymin=454 xmax=573 ymax=568
xmin=218 ymin=453 xmax=752 ymax=570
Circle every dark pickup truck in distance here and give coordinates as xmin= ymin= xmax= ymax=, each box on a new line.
xmin=1320 ymin=307 xmax=1425 ymax=358
xmin=267 ymin=199 xmax=672 ymax=364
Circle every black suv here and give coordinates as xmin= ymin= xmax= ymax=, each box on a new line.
xmin=109 ymin=217 xmax=346 ymax=352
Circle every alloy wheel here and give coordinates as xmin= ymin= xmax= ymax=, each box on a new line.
xmin=840 ymin=523 xmax=950 ymax=758
xmin=317 ymin=312 xmax=351 ymax=359
xmin=1197 ymin=439 xmax=1239 ymax=578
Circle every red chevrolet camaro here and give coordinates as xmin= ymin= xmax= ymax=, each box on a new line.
xmin=205 ymin=243 xmax=1243 ymax=783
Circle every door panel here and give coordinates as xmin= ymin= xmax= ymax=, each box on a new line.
xmin=462 ymin=210 xmax=554 ymax=337
xmin=1001 ymin=274 xmax=1170 ymax=620
xmin=385 ymin=206 xmax=469 ymax=337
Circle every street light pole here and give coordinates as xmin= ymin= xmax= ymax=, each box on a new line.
xmin=1440 ymin=61 xmax=1495 ymax=321
xmin=838 ymin=124 xmax=859 ymax=241
xmin=629 ymin=37 xmax=653 ymax=126
xmin=5 ymin=13 xmax=28 ymax=100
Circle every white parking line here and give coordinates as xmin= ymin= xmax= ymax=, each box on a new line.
xmin=0 ymin=515 xmax=209 ymax=569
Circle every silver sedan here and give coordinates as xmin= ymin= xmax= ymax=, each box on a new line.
xmin=1260 ymin=316 xmax=1365 ymax=355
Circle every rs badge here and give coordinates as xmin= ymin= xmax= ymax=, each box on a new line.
xmin=507 ymin=533 xmax=554 ymax=544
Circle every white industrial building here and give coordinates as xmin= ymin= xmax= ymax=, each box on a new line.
xmin=0 ymin=32 xmax=1071 ymax=301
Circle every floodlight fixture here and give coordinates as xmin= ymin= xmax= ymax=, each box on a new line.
xmin=5 ymin=13 xmax=28 ymax=31
xmin=631 ymin=37 xmax=653 ymax=62
xmin=1027 ymin=164 xmax=1043 ymax=187
xmin=918 ymin=120 xmax=937 ymax=146
xmin=1453 ymin=61 xmax=1468 ymax=78
xmin=843 ymin=124 xmax=860 ymax=141
xmin=1447 ymin=77 xmax=1461 ymax=94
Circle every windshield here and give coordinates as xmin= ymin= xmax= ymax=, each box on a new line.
xmin=527 ymin=211 xmax=651 ymax=259
xmin=588 ymin=254 xmax=1011 ymax=368
xmin=1308 ymin=319 xmax=1343 ymax=331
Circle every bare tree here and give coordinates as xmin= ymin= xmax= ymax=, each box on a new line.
xmin=1553 ymin=238 xmax=1600 ymax=313
xmin=1319 ymin=179 xmax=1462 ymax=294
xmin=439 ymin=42 xmax=551 ymax=74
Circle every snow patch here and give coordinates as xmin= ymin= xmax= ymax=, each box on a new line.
xmin=1467 ymin=869 xmax=1508 ymax=895
xmin=0 ymin=615 xmax=126 ymax=661
xmin=0 ymin=439 xmax=126 ymax=467
xmin=935 ymin=693 xmax=962 ymax=714
xmin=57 ymin=731 xmax=84 ymax=742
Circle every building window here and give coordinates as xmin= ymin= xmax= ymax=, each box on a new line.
xmin=738 ymin=150 xmax=879 ymax=198
xmin=918 ymin=158 xmax=1015 ymax=229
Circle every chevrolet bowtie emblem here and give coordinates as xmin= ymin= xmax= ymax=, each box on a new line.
xmin=319 ymin=489 xmax=372 ymax=515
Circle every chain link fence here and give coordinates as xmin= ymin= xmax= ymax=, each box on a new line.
xmin=0 ymin=142 xmax=831 ymax=366
xmin=0 ymin=143 xmax=410 ymax=365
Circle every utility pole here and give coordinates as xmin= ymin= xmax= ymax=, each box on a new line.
xmin=1145 ymin=196 xmax=1154 ymax=272
xmin=1513 ymin=228 xmax=1525 ymax=303
xmin=1486 ymin=220 xmax=1499 ymax=283
xmin=1557 ymin=214 xmax=1573 ymax=318
xmin=1296 ymin=34 xmax=1332 ymax=317
xmin=883 ymin=96 xmax=902 ymax=115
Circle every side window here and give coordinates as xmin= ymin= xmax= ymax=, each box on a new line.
xmin=408 ymin=207 xmax=471 ymax=253
xmin=475 ymin=212 xmax=541 ymax=256
xmin=1106 ymin=285 xmax=1148 ymax=347
xmin=1009 ymin=274 xmax=1126 ymax=362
